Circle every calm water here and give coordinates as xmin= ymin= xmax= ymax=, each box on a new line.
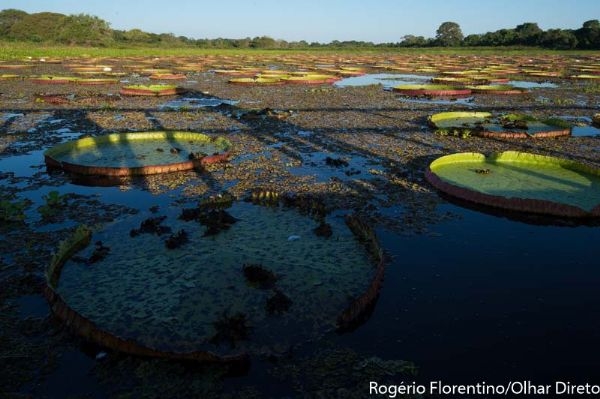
xmin=341 ymin=202 xmax=600 ymax=383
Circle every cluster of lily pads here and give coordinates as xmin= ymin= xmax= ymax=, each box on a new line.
xmin=428 ymin=111 xmax=572 ymax=139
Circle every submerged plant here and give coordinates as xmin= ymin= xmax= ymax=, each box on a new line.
xmin=242 ymin=263 xmax=278 ymax=289
xmin=73 ymin=241 xmax=110 ymax=265
xmin=314 ymin=221 xmax=333 ymax=238
xmin=0 ymin=197 xmax=29 ymax=222
xmin=165 ymin=229 xmax=188 ymax=249
xmin=249 ymin=188 xmax=280 ymax=206
xmin=130 ymin=216 xmax=171 ymax=237
xmin=38 ymin=191 xmax=68 ymax=220
xmin=541 ymin=117 xmax=573 ymax=129
xmin=210 ymin=311 xmax=252 ymax=348
xmin=265 ymin=289 xmax=292 ymax=314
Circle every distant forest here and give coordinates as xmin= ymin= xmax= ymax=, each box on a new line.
xmin=1 ymin=9 xmax=599 ymax=49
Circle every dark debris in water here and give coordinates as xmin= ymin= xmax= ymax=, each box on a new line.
xmin=200 ymin=209 xmax=238 ymax=236
xmin=242 ymin=263 xmax=278 ymax=289
xmin=210 ymin=311 xmax=252 ymax=348
xmin=325 ymin=156 xmax=349 ymax=168
xmin=265 ymin=289 xmax=292 ymax=315
xmin=313 ymin=221 xmax=333 ymax=238
xmin=130 ymin=216 xmax=172 ymax=237
xmin=71 ymin=241 xmax=110 ymax=265
xmin=165 ymin=229 xmax=189 ymax=249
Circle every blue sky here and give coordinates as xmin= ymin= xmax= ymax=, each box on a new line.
xmin=2 ymin=0 xmax=598 ymax=43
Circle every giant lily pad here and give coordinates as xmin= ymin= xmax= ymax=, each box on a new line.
xmin=426 ymin=151 xmax=600 ymax=218
xmin=466 ymin=84 xmax=527 ymax=95
xmin=47 ymin=203 xmax=380 ymax=359
xmin=228 ymin=77 xmax=284 ymax=85
xmin=44 ymin=131 xmax=231 ymax=176
xmin=392 ymin=84 xmax=471 ymax=97
xmin=429 ymin=112 xmax=571 ymax=139
xmin=119 ymin=84 xmax=182 ymax=96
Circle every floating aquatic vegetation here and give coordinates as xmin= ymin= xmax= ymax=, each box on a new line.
xmin=242 ymin=263 xmax=278 ymax=289
xmin=165 ymin=229 xmax=189 ymax=249
xmin=313 ymin=221 xmax=333 ymax=238
xmin=129 ymin=215 xmax=171 ymax=237
xmin=119 ymin=84 xmax=182 ymax=96
xmin=325 ymin=156 xmax=349 ymax=168
xmin=210 ymin=311 xmax=252 ymax=348
xmin=50 ymin=202 xmax=377 ymax=358
xmin=426 ymin=151 xmax=600 ymax=218
xmin=72 ymin=241 xmax=110 ymax=265
xmin=429 ymin=111 xmax=571 ymax=139
xmin=265 ymin=289 xmax=292 ymax=315
xmin=44 ymin=131 xmax=232 ymax=177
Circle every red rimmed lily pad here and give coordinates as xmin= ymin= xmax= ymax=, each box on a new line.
xmin=29 ymin=75 xmax=79 ymax=84
xmin=228 ymin=77 xmax=285 ymax=85
xmin=282 ymin=74 xmax=340 ymax=85
xmin=44 ymin=131 xmax=232 ymax=177
xmin=77 ymin=78 xmax=119 ymax=85
xmin=466 ymin=84 xmax=527 ymax=95
xmin=149 ymin=73 xmax=187 ymax=80
xmin=119 ymin=84 xmax=183 ymax=96
xmin=426 ymin=151 xmax=600 ymax=218
xmin=429 ymin=112 xmax=571 ymax=139
xmin=392 ymin=84 xmax=471 ymax=97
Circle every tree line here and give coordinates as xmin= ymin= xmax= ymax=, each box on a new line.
xmin=1 ymin=9 xmax=598 ymax=50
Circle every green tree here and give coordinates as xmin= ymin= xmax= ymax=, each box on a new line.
xmin=575 ymin=20 xmax=600 ymax=49
xmin=539 ymin=29 xmax=578 ymax=49
xmin=8 ymin=12 xmax=66 ymax=42
xmin=514 ymin=22 xmax=543 ymax=45
xmin=400 ymin=34 xmax=429 ymax=47
xmin=57 ymin=14 xmax=113 ymax=46
xmin=0 ymin=9 xmax=28 ymax=37
xmin=250 ymin=36 xmax=277 ymax=48
xmin=122 ymin=28 xmax=152 ymax=43
xmin=435 ymin=21 xmax=463 ymax=46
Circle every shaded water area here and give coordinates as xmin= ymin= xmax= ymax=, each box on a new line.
xmin=344 ymin=203 xmax=600 ymax=383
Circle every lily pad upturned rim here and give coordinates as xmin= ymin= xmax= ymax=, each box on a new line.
xmin=466 ymin=84 xmax=527 ymax=94
xmin=426 ymin=151 xmax=600 ymax=218
xmin=119 ymin=84 xmax=182 ymax=96
xmin=428 ymin=111 xmax=571 ymax=139
xmin=43 ymin=211 xmax=386 ymax=362
xmin=428 ymin=111 xmax=492 ymax=127
xmin=44 ymin=225 xmax=249 ymax=365
xmin=392 ymin=84 xmax=472 ymax=96
xmin=44 ymin=131 xmax=232 ymax=176
xmin=228 ymin=77 xmax=285 ymax=85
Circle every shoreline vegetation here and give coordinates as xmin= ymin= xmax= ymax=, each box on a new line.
xmin=3 ymin=43 xmax=599 ymax=61
xmin=0 ymin=9 xmax=599 ymax=60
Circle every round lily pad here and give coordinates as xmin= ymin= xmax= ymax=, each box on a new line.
xmin=29 ymin=75 xmax=79 ymax=84
xmin=429 ymin=112 xmax=571 ymax=139
xmin=426 ymin=151 xmax=600 ymax=218
xmin=48 ymin=203 xmax=378 ymax=358
xmin=77 ymin=78 xmax=119 ymax=85
xmin=282 ymin=74 xmax=340 ymax=84
xmin=392 ymin=84 xmax=471 ymax=97
xmin=44 ymin=131 xmax=231 ymax=176
xmin=228 ymin=77 xmax=285 ymax=85
xmin=466 ymin=84 xmax=526 ymax=95
xmin=119 ymin=84 xmax=182 ymax=96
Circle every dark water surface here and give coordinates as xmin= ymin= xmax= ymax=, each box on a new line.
xmin=341 ymin=203 xmax=600 ymax=384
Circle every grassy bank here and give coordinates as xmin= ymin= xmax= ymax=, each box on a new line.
xmin=1 ymin=41 xmax=599 ymax=60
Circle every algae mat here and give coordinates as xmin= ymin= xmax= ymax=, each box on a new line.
xmin=55 ymin=202 xmax=374 ymax=356
xmin=426 ymin=151 xmax=600 ymax=217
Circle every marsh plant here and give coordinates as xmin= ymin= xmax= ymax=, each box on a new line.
xmin=0 ymin=196 xmax=30 ymax=222
xmin=38 ymin=190 xmax=68 ymax=220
